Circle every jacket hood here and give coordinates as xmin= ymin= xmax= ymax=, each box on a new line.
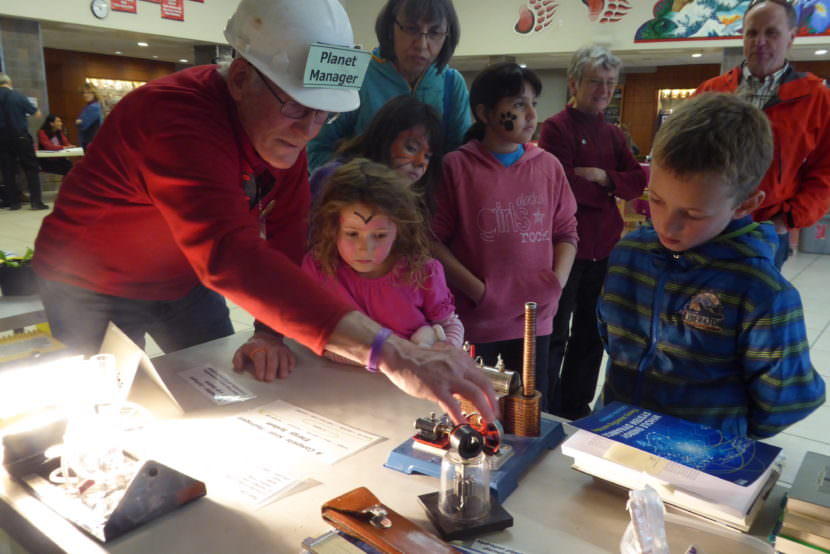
xmin=636 ymin=216 xmax=778 ymax=268
xmin=369 ymin=47 xmax=442 ymax=86
xmin=454 ymin=139 xmax=546 ymax=170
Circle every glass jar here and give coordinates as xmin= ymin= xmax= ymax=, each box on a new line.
xmin=438 ymin=448 xmax=490 ymax=521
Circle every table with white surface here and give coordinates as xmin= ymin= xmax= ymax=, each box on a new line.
xmin=0 ymin=332 xmax=783 ymax=553
xmin=35 ymin=147 xmax=84 ymax=159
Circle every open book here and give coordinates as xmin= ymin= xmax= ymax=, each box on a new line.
xmin=561 ymin=402 xmax=782 ymax=531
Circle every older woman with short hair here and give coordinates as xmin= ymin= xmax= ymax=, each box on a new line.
xmin=539 ymin=45 xmax=647 ymax=420
xmin=308 ymin=0 xmax=470 ymax=172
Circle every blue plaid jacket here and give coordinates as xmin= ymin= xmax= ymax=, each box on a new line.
xmin=598 ymin=217 xmax=825 ymax=438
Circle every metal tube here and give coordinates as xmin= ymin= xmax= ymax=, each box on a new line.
xmin=522 ymin=301 xmax=537 ymax=397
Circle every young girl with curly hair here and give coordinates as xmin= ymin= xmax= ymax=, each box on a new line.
xmin=306 ymin=157 xmax=463 ymax=350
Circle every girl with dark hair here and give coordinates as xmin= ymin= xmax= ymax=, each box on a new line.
xmin=431 ymin=62 xmax=579 ymax=412
xmin=38 ymin=114 xmax=76 ymax=175
xmin=305 ymin=158 xmax=463 ymax=355
xmin=309 ymin=95 xmax=443 ymax=211
xmin=307 ymin=0 xmax=469 ymax=172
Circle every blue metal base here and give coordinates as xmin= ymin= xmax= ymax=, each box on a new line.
xmin=384 ymin=417 xmax=565 ymax=503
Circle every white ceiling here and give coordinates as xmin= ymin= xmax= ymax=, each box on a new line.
xmin=39 ymin=20 xmax=829 ymax=71
xmin=40 ymin=21 xmax=208 ymax=64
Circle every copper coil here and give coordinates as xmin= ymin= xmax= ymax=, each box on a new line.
xmin=503 ymin=392 xmax=541 ymax=437
xmin=522 ymin=302 xmax=537 ymax=396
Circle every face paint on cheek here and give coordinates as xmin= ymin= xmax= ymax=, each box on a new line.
xmin=499 ymin=111 xmax=517 ymax=131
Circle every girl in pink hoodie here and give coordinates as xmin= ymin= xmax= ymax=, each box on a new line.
xmin=431 ymin=63 xmax=578 ymax=411
xmin=305 ymin=158 xmax=464 ymax=356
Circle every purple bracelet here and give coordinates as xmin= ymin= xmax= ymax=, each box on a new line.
xmin=366 ymin=327 xmax=393 ymax=373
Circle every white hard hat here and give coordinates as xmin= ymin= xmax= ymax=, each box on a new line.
xmin=224 ymin=0 xmax=359 ymax=113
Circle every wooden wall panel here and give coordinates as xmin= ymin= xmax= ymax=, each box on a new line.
xmin=621 ymin=64 xmax=720 ymax=158
xmin=43 ymin=48 xmax=175 ymax=143
xmin=621 ymin=60 xmax=830 ymax=159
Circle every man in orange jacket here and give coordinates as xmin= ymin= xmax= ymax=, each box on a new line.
xmin=695 ymin=0 xmax=830 ymax=268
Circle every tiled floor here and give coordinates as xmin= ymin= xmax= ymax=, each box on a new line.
xmin=3 ymin=199 xmax=828 ymax=485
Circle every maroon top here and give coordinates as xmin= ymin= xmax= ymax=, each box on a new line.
xmin=539 ymin=106 xmax=646 ymax=260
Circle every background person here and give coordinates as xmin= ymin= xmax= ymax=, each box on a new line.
xmin=307 ymin=0 xmax=469 ymax=172
xmin=695 ymin=0 xmax=830 ymax=269
xmin=38 ymin=113 xmax=76 ymax=176
xmin=0 ymin=72 xmax=48 ymax=210
xmin=538 ymin=46 xmax=646 ymax=420
xmin=33 ymin=0 xmax=496 ymax=425
xmin=75 ymin=84 xmax=102 ymax=150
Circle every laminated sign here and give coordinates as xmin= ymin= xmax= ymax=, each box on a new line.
xmin=303 ymin=43 xmax=370 ymax=89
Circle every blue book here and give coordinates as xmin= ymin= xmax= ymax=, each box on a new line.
xmin=570 ymin=402 xmax=781 ymax=487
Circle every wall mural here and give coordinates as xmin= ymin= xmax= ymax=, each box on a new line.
xmin=515 ymin=0 xmax=632 ymax=35
xmin=635 ymin=0 xmax=830 ymax=42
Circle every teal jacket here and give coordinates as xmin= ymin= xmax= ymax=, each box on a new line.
xmin=307 ymin=49 xmax=470 ymax=172
xmin=598 ymin=217 xmax=825 ymax=438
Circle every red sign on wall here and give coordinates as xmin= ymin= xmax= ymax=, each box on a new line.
xmin=111 ymin=0 xmax=137 ymax=13
xmin=161 ymin=0 xmax=184 ymax=20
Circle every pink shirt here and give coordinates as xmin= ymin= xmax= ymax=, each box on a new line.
xmin=432 ymin=140 xmax=578 ymax=343
xmin=302 ymin=255 xmax=456 ymax=340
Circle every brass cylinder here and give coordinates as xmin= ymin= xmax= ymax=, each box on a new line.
xmin=503 ymin=391 xmax=541 ymax=437
xmin=522 ymin=302 xmax=537 ymax=397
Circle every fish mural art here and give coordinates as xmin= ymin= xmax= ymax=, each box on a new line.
xmin=635 ymin=0 xmax=830 ymax=42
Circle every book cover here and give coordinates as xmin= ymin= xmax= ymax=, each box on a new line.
xmin=562 ymin=429 xmax=779 ymax=530
xmin=776 ymin=533 xmax=830 ymax=554
xmin=784 ymin=510 xmax=830 ymax=540
xmin=0 ymin=330 xmax=64 ymax=364
xmin=570 ymin=401 xmax=781 ymax=486
xmin=788 ymin=452 xmax=830 ymax=521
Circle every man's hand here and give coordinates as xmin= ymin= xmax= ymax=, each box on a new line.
xmin=771 ymin=213 xmax=789 ymax=235
xmin=575 ymin=166 xmax=610 ymax=188
xmin=325 ymin=312 xmax=498 ymax=425
xmin=232 ymin=332 xmax=296 ymax=381
xmin=378 ymin=335 xmax=498 ymax=425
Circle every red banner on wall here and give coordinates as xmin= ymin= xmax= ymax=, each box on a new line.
xmin=111 ymin=0 xmax=137 ymax=13
xmin=161 ymin=0 xmax=184 ymax=20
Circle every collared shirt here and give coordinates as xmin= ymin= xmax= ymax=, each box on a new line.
xmin=736 ymin=61 xmax=789 ymax=109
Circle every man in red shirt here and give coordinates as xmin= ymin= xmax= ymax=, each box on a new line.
xmin=33 ymin=0 xmax=496 ymax=424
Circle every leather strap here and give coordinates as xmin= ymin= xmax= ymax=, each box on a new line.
xmin=321 ymin=487 xmax=454 ymax=554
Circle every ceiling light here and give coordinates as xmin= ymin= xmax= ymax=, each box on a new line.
xmin=691 ymin=53 xmax=702 ymax=58
xmin=152 ymin=55 xmax=159 ymax=59
xmin=178 ymin=58 xmax=189 ymax=63
xmin=519 ymin=63 xmax=527 ymax=68
xmin=137 ymin=42 xmax=149 ymax=47
xmin=816 ymin=49 xmax=828 ymax=55
xmin=114 ymin=51 xmax=123 ymax=55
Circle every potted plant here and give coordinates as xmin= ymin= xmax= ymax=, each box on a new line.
xmin=0 ymin=248 xmax=38 ymax=296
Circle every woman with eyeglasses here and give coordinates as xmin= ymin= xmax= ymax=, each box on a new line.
xmin=307 ymin=0 xmax=470 ymax=173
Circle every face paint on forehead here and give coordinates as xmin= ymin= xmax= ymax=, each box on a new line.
xmin=499 ymin=111 xmax=517 ymax=131
xmin=353 ymin=210 xmax=375 ymax=224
